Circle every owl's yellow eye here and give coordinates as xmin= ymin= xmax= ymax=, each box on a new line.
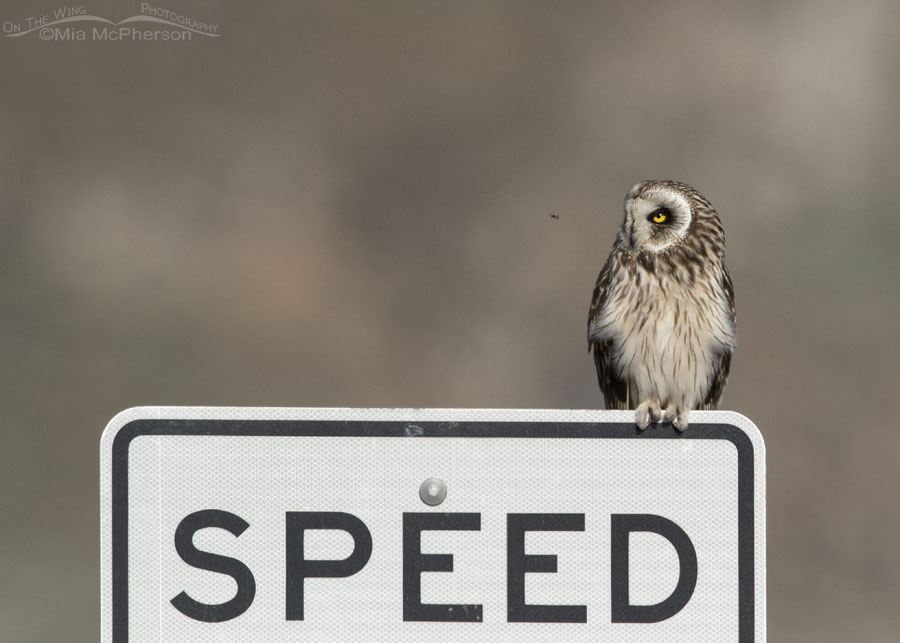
xmin=648 ymin=208 xmax=670 ymax=224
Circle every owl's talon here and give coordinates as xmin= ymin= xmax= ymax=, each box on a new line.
xmin=635 ymin=399 xmax=662 ymax=430
xmin=672 ymin=407 xmax=689 ymax=431
xmin=635 ymin=402 xmax=652 ymax=430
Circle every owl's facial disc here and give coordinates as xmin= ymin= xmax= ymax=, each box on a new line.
xmin=623 ymin=187 xmax=692 ymax=253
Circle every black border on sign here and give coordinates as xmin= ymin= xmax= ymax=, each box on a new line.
xmin=109 ymin=420 xmax=756 ymax=642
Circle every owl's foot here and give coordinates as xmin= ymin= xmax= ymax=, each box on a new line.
xmin=635 ymin=399 xmax=664 ymax=430
xmin=664 ymin=404 xmax=689 ymax=431
xmin=650 ymin=403 xmax=689 ymax=431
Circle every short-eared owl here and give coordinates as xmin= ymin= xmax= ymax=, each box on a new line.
xmin=587 ymin=180 xmax=736 ymax=430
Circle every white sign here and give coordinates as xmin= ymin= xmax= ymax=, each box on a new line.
xmin=100 ymin=407 xmax=765 ymax=642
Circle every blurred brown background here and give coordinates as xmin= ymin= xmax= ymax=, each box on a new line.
xmin=2 ymin=0 xmax=899 ymax=640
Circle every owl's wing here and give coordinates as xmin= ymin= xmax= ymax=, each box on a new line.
xmin=701 ymin=265 xmax=736 ymax=408
xmin=588 ymin=256 xmax=630 ymax=410
xmin=702 ymin=351 xmax=732 ymax=408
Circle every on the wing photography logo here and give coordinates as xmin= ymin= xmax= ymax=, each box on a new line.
xmin=2 ymin=4 xmax=219 ymax=41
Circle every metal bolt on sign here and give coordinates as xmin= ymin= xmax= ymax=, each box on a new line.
xmin=419 ymin=478 xmax=447 ymax=506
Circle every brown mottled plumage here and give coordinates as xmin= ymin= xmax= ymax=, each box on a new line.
xmin=587 ymin=180 xmax=736 ymax=430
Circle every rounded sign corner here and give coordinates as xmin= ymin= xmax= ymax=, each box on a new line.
xmin=712 ymin=410 xmax=765 ymax=455
xmin=100 ymin=407 xmax=158 ymax=453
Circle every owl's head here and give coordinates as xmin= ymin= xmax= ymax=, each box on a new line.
xmin=617 ymin=180 xmax=716 ymax=254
